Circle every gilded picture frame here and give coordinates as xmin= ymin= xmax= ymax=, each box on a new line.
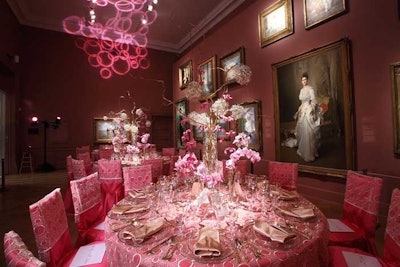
xmin=93 ymin=118 xmax=115 ymax=144
xmin=175 ymin=98 xmax=188 ymax=148
xmin=390 ymin=62 xmax=400 ymax=155
xmin=220 ymin=47 xmax=245 ymax=85
xmin=304 ymin=0 xmax=347 ymax=30
xmin=179 ymin=60 xmax=193 ymax=89
xmin=236 ymin=100 xmax=262 ymax=151
xmin=272 ymin=38 xmax=354 ymax=177
xmin=198 ymin=56 xmax=217 ymax=99
xmin=259 ymin=0 xmax=293 ymax=48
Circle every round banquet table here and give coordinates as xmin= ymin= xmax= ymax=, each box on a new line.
xmin=105 ymin=180 xmax=329 ymax=267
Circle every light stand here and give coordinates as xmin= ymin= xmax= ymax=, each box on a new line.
xmin=36 ymin=117 xmax=61 ymax=172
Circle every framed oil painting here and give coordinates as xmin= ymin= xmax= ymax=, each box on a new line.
xmin=272 ymin=38 xmax=354 ymax=177
xmin=198 ymin=56 xmax=217 ymax=99
xmin=93 ymin=118 xmax=115 ymax=143
xmin=179 ymin=60 xmax=193 ymax=89
xmin=236 ymin=100 xmax=262 ymax=151
xmin=390 ymin=62 xmax=400 ymax=155
xmin=193 ymin=125 xmax=203 ymax=142
xmin=217 ymin=119 xmax=230 ymax=141
xmin=259 ymin=0 xmax=293 ymax=47
xmin=220 ymin=47 xmax=245 ymax=85
xmin=175 ymin=98 xmax=188 ymax=148
xmin=304 ymin=0 xmax=347 ymax=29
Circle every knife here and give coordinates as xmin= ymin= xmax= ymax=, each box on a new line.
xmin=144 ymin=234 xmax=176 ymax=254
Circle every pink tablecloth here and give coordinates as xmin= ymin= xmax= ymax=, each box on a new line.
xmin=105 ymin=187 xmax=329 ymax=267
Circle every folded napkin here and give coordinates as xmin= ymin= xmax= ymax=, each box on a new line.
xmin=129 ymin=189 xmax=147 ymax=199
xmin=193 ymin=227 xmax=222 ymax=257
xmin=110 ymin=221 xmax=132 ymax=232
xmin=278 ymin=189 xmax=299 ymax=200
xmin=253 ymin=220 xmax=296 ymax=243
xmin=112 ymin=203 xmax=149 ymax=215
xmin=120 ymin=217 xmax=164 ymax=243
xmin=278 ymin=206 xmax=315 ymax=219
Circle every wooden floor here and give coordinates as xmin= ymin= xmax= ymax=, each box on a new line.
xmin=0 ymin=170 xmax=385 ymax=266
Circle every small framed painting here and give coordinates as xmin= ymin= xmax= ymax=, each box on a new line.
xmin=259 ymin=0 xmax=293 ymax=47
xmin=198 ymin=56 xmax=217 ymax=99
xmin=304 ymin=0 xmax=347 ymax=29
xmin=179 ymin=60 xmax=193 ymax=89
xmin=236 ymin=101 xmax=262 ymax=151
xmin=175 ymin=98 xmax=188 ymax=148
xmin=93 ymin=118 xmax=115 ymax=143
xmin=220 ymin=47 xmax=245 ymax=85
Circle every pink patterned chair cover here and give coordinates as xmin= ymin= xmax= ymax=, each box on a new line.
xmin=76 ymin=145 xmax=90 ymax=157
xmin=98 ymin=159 xmax=124 ymax=214
xmin=178 ymin=149 xmax=186 ymax=156
xmin=70 ymin=173 xmax=105 ymax=246
xmin=268 ymin=161 xmax=298 ymax=190
xmin=71 ymin=158 xmax=86 ymax=179
xmin=29 ymin=188 xmax=107 ymax=267
xmin=143 ymin=158 xmax=163 ymax=183
xmin=63 ymin=155 xmax=74 ymax=215
xmin=162 ymin=147 xmax=176 ymax=156
xmin=328 ymin=188 xmax=400 ymax=267
xmin=4 ymin=230 xmax=45 ymax=267
xmin=77 ymin=151 xmax=93 ymax=175
xmin=123 ymin=165 xmax=152 ymax=195
xmin=329 ymin=171 xmax=383 ymax=254
xmin=98 ymin=148 xmax=114 ymax=160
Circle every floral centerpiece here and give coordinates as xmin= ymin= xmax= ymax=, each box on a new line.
xmin=166 ymin=64 xmax=260 ymax=187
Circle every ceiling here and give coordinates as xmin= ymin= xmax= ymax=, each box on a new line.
xmin=6 ymin=0 xmax=247 ymax=54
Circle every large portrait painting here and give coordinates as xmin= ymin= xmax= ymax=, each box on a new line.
xmin=175 ymin=99 xmax=188 ymax=148
xmin=236 ymin=101 xmax=262 ymax=152
xmin=272 ymin=38 xmax=354 ymax=177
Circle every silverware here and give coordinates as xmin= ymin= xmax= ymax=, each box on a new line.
xmin=283 ymin=221 xmax=311 ymax=240
xmin=162 ymin=236 xmax=179 ymax=260
xmin=144 ymin=234 xmax=176 ymax=255
xmin=235 ymin=238 xmax=249 ymax=262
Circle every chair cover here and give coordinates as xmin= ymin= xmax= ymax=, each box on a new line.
xmin=268 ymin=161 xmax=298 ymax=190
xmin=236 ymin=159 xmax=251 ymax=176
xmin=4 ymin=230 xmax=45 ymax=267
xmin=123 ymin=165 xmax=152 ymax=195
xmin=143 ymin=158 xmax=163 ymax=183
xmin=98 ymin=148 xmax=114 ymax=160
xmin=98 ymin=159 xmax=124 ymax=214
xmin=29 ymin=188 xmax=107 ymax=267
xmin=70 ymin=173 xmax=105 ymax=246
xmin=77 ymin=151 xmax=93 ymax=175
xmin=328 ymin=188 xmax=400 ymax=267
xmin=71 ymin=158 xmax=86 ymax=179
xmin=178 ymin=149 xmax=186 ymax=156
xmin=76 ymin=145 xmax=90 ymax=158
xmin=329 ymin=171 xmax=383 ymax=254
xmin=162 ymin=147 xmax=176 ymax=156
xmin=63 ymin=155 xmax=74 ymax=215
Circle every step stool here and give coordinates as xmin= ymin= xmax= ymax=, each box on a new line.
xmin=19 ymin=152 xmax=33 ymax=173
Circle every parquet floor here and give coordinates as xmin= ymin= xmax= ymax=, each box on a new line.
xmin=0 ymin=170 xmax=385 ymax=266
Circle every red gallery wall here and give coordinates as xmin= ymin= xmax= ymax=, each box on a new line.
xmin=172 ymin=0 xmax=400 ymax=212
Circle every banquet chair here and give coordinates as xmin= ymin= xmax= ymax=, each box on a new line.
xmin=178 ymin=149 xmax=186 ymax=157
xmin=236 ymin=159 xmax=251 ymax=176
xmin=268 ymin=160 xmax=298 ymax=190
xmin=97 ymin=159 xmax=124 ymax=214
xmin=29 ymin=188 xmax=106 ymax=266
xmin=71 ymin=158 xmax=87 ymax=179
xmin=76 ymin=145 xmax=90 ymax=158
xmin=143 ymin=158 xmax=163 ymax=183
xmin=77 ymin=151 xmax=93 ymax=175
xmin=4 ymin=230 xmax=46 ymax=267
xmin=98 ymin=148 xmax=114 ymax=160
xmin=162 ymin=147 xmax=176 ymax=156
xmin=70 ymin=172 xmax=105 ymax=246
xmin=123 ymin=165 xmax=152 ymax=195
xmin=328 ymin=188 xmax=400 ymax=267
xmin=328 ymin=170 xmax=383 ymax=254
xmin=63 ymin=155 xmax=75 ymax=216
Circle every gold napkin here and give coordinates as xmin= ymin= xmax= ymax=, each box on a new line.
xmin=112 ymin=203 xmax=149 ymax=215
xmin=278 ymin=206 xmax=315 ymax=219
xmin=193 ymin=227 xmax=222 ymax=257
xmin=278 ymin=189 xmax=299 ymax=200
xmin=120 ymin=217 xmax=164 ymax=243
xmin=129 ymin=189 xmax=147 ymax=199
xmin=253 ymin=220 xmax=296 ymax=243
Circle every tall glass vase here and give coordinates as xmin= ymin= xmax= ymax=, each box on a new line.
xmin=202 ymin=130 xmax=218 ymax=177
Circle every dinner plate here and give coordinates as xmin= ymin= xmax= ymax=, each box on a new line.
xmin=274 ymin=205 xmax=319 ymax=222
xmin=117 ymin=223 xmax=175 ymax=247
xmin=249 ymin=225 xmax=301 ymax=250
xmin=178 ymin=234 xmax=234 ymax=264
xmin=107 ymin=205 xmax=150 ymax=220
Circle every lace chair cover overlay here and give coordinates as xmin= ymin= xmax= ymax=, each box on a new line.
xmin=77 ymin=152 xmax=93 ymax=175
xmin=29 ymin=188 xmax=72 ymax=264
xmin=99 ymin=149 xmax=114 ymax=160
xmin=98 ymin=159 xmax=124 ymax=213
xmin=384 ymin=188 xmax=400 ymax=265
xmin=123 ymin=165 xmax=152 ymax=194
xmin=4 ymin=230 xmax=46 ymax=267
xmin=268 ymin=161 xmax=298 ymax=190
xmin=143 ymin=158 xmax=163 ymax=183
xmin=64 ymin=155 xmax=74 ymax=214
xmin=76 ymin=146 xmax=90 ymax=157
xmin=71 ymin=158 xmax=86 ymax=180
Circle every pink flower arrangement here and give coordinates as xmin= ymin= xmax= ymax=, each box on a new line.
xmin=224 ymin=133 xmax=261 ymax=170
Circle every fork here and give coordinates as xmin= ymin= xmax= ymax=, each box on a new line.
xmin=162 ymin=236 xmax=179 ymax=260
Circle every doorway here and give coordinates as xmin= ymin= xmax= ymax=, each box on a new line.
xmin=0 ymin=90 xmax=5 ymax=177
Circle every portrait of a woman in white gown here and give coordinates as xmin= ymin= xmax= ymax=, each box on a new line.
xmin=294 ymin=72 xmax=322 ymax=162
